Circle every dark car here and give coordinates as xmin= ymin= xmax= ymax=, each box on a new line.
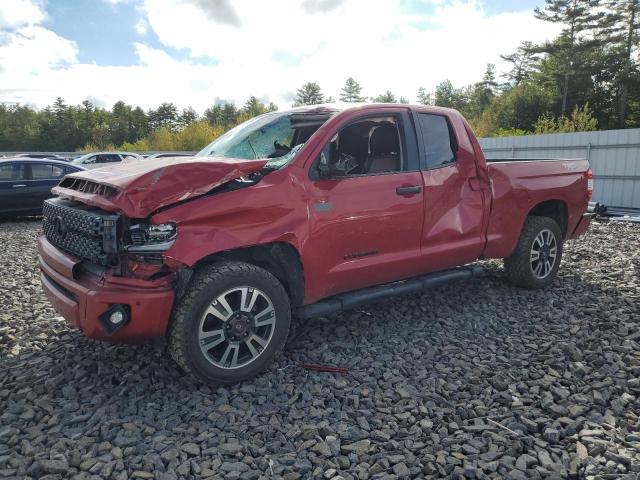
xmin=0 ymin=158 xmax=84 ymax=217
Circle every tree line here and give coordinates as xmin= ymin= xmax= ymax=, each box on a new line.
xmin=0 ymin=0 xmax=637 ymax=152
xmin=294 ymin=0 xmax=639 ymax=137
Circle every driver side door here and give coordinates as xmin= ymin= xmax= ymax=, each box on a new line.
xmin=302 ymin=110 xmax=425 ymax=302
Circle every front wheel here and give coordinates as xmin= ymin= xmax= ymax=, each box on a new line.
xmin=504 ymin=216 xmax=563 ymax=289
xmin=168 ymin=261 xmax=291 ymax=384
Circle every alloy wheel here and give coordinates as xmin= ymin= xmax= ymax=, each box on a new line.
xmin=530 ymin=229 xmax=557 ymax=279
xmin=198 ymin=286 xmax=276 ymax=369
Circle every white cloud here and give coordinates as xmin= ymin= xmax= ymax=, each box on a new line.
xmin=0 ymin=0 xmax=561 ymax=111
xmin=0 ymin=25 xmax=77 ymax=74
xmin=0 ymin=0 xmax=46 ymax=29
xmin=134 ymin=18 xmax=148 ymax=35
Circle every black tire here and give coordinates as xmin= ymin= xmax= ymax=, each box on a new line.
xmin=168 ymin=261 xmax=291 ymax=385
xmin=504 ymin=216 xmax=563 ymax=289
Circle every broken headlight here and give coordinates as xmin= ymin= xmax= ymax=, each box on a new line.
xmin=126 ymin=222 xmax=176 ymax=252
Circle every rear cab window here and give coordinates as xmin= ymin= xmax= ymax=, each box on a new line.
xmin=415 ymin=113 xmax=457 ymax=169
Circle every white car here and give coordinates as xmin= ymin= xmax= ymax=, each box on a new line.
xmin=71 ymin=152 xmax=142 ymax=169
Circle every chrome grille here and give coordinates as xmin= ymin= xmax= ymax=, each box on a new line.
xmin=42 ymin=198 xmax=119 ymax=265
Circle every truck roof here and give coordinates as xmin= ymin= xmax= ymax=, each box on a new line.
xmin=284 ymin=102 xmax=460 ymax=117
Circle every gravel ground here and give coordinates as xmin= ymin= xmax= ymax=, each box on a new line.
xmin=1 ymin=218 xmax=639 ymax=480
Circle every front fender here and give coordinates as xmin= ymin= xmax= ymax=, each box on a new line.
xmin=150 ymin=168 xmax=309 ymax=268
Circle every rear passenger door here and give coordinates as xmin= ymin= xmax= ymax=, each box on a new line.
xmin=0 ymin=162 xmax=30 ymax=214
xmin=415 ymin=112 xmax=487 ymax=271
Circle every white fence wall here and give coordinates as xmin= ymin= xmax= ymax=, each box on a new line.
xmin=479 ymin=128 xmax=640 ymax=211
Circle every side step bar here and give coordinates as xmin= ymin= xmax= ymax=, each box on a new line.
xmin=297 ymin=265 xmax=483 ymax=319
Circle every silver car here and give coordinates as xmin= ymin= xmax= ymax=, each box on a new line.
xmin=71 ymin=152 xmax=142 ymax=169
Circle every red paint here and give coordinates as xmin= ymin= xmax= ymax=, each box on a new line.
xmin=39 ymin=235 xmax=174 ymax=343
xmin=52 ymin=157 xmax=267 ymax=217
xmin=39 ymin=104 xmax=592 ymax=343
xmin=302 ymin=364 xmax=349 ymax=374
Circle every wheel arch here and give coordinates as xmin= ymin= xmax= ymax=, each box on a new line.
xmin=527 ymin=199 xmax=569 ymax=238
xmin=191 ymin=242 xmax=305 ymax=307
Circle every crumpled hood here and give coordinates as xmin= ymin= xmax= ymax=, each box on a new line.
xmin=52 ymin=155 xmax=268 ymax=218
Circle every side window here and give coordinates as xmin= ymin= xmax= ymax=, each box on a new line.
xmin=317 ymin=116 xmax=404 ymax=177
xmin=31 ymin=164 xmax=65 ymax=180
xmin=107 ymin=154 xmax=122 ymax=163
xmin=416 ymin=113 xmax=456 ymax=169
xmin=0 ymin=163 xmax=26 ymax=181
xmin=83 ymin=155 xmax=97 ymax=165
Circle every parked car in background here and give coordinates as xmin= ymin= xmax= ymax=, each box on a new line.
xmin=144 ymin=152 xmax=194 ymax=160
xmin=0 ymin=158 xmax=84 ymax=216
xmin=71 ymin=152 xmax=142 ymax=169
xmin=14 ymin=153 xmax=69 ymax=162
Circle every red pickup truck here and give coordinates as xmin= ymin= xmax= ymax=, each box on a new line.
xmin=38 ymin=103 xmax=593 ymax=384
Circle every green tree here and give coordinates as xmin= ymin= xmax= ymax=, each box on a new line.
xmin=131 ymin=106 xmax=149 ymax=141
xmin=534 ymin=0 xmax=604 ymax=114
xmin=339 ymin=77 xmax=366 ymax=102
xmin=179 ymin=107 xmax=199 ymax=128
xmin=372 ymin=90 xmax=397 ymax=103
xmin=434 ymin=80 xmax=468 ymax=112
xmin=501 ymin=41 xmax=540 ymax=85
xmin=472 ymin=83 xmax=554 ymax=136
xmin=149 ymin=102 xmax=179 ymax=131
xmin=110 ymin=101 xmax=134 ymax=146
xmin=416 ymin=87 xmax=433 ymax=105
xmin=600 ymin=0 xmax=640 ymax=126
xmin=534 ymin=103 xmax=598 ymax=132
xmin=221 ymin=103 xmax=238 ymax=126
xmin=294 ymin=82 xmax=325 ymax=106
xmin=467 ymin=64 xmax=498 ymax=118
xmin=242 ymin=96 xmax=270 ymax=117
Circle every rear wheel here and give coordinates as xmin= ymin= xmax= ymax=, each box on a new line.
xmin=504 ymin=216 xmax=563 ymax=289
xmin=168 ymin=261 xmax=291 ymax=384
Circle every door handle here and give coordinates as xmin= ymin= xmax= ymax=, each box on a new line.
xmin=396 ymin=185 xmax=422 ymax=195
xmin=12 ymin=184 xmax=26 ymax=188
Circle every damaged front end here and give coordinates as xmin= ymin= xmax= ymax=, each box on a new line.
xmin=39 ymin=162 xmax=269 ymax=342
xmin=51 ymin=156 xmax=269 ymax=218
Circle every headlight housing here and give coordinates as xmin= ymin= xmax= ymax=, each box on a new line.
xmin=126 ymin=222 xmax=176 ymax=252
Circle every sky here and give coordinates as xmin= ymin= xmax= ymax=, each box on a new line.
xmin=0 ymin=0 xmax=560 ymax=113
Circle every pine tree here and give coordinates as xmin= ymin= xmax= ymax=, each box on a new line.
xmin=242 ymin=96 xmax=268 ymax=117
xmin=534 ymin=0 xmax=604 ymax=114
xmin=472 ymin=64 xmax=498 ymax=113
xmin=417 ymin=87 xmax=433 ymax=105
xmin=179 ymin=107 xmax=198 ymax=127
xmin=600 ymin=0 xmax=639 ymax=126
xmin=372 ymin=91 xmax=397 ymax=103
xmin=434 ymin=80 xmax=468 ymax=112
xmin=500 ymin=41 xmax=540 ymax=85
xmin=294 ymin=82 xmax=325 ymax=106
xmin=339 ymin=77 xmax=366 ymax=102
xmin=149 ymin=103 xmax=179 ymax=131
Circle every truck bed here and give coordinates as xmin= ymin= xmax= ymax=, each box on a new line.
xmin=482 ymin=157 xmax=590 ymax=258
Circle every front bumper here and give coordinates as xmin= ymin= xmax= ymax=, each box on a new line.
xmin=38 ymin=235 xmax=175 ymax=343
